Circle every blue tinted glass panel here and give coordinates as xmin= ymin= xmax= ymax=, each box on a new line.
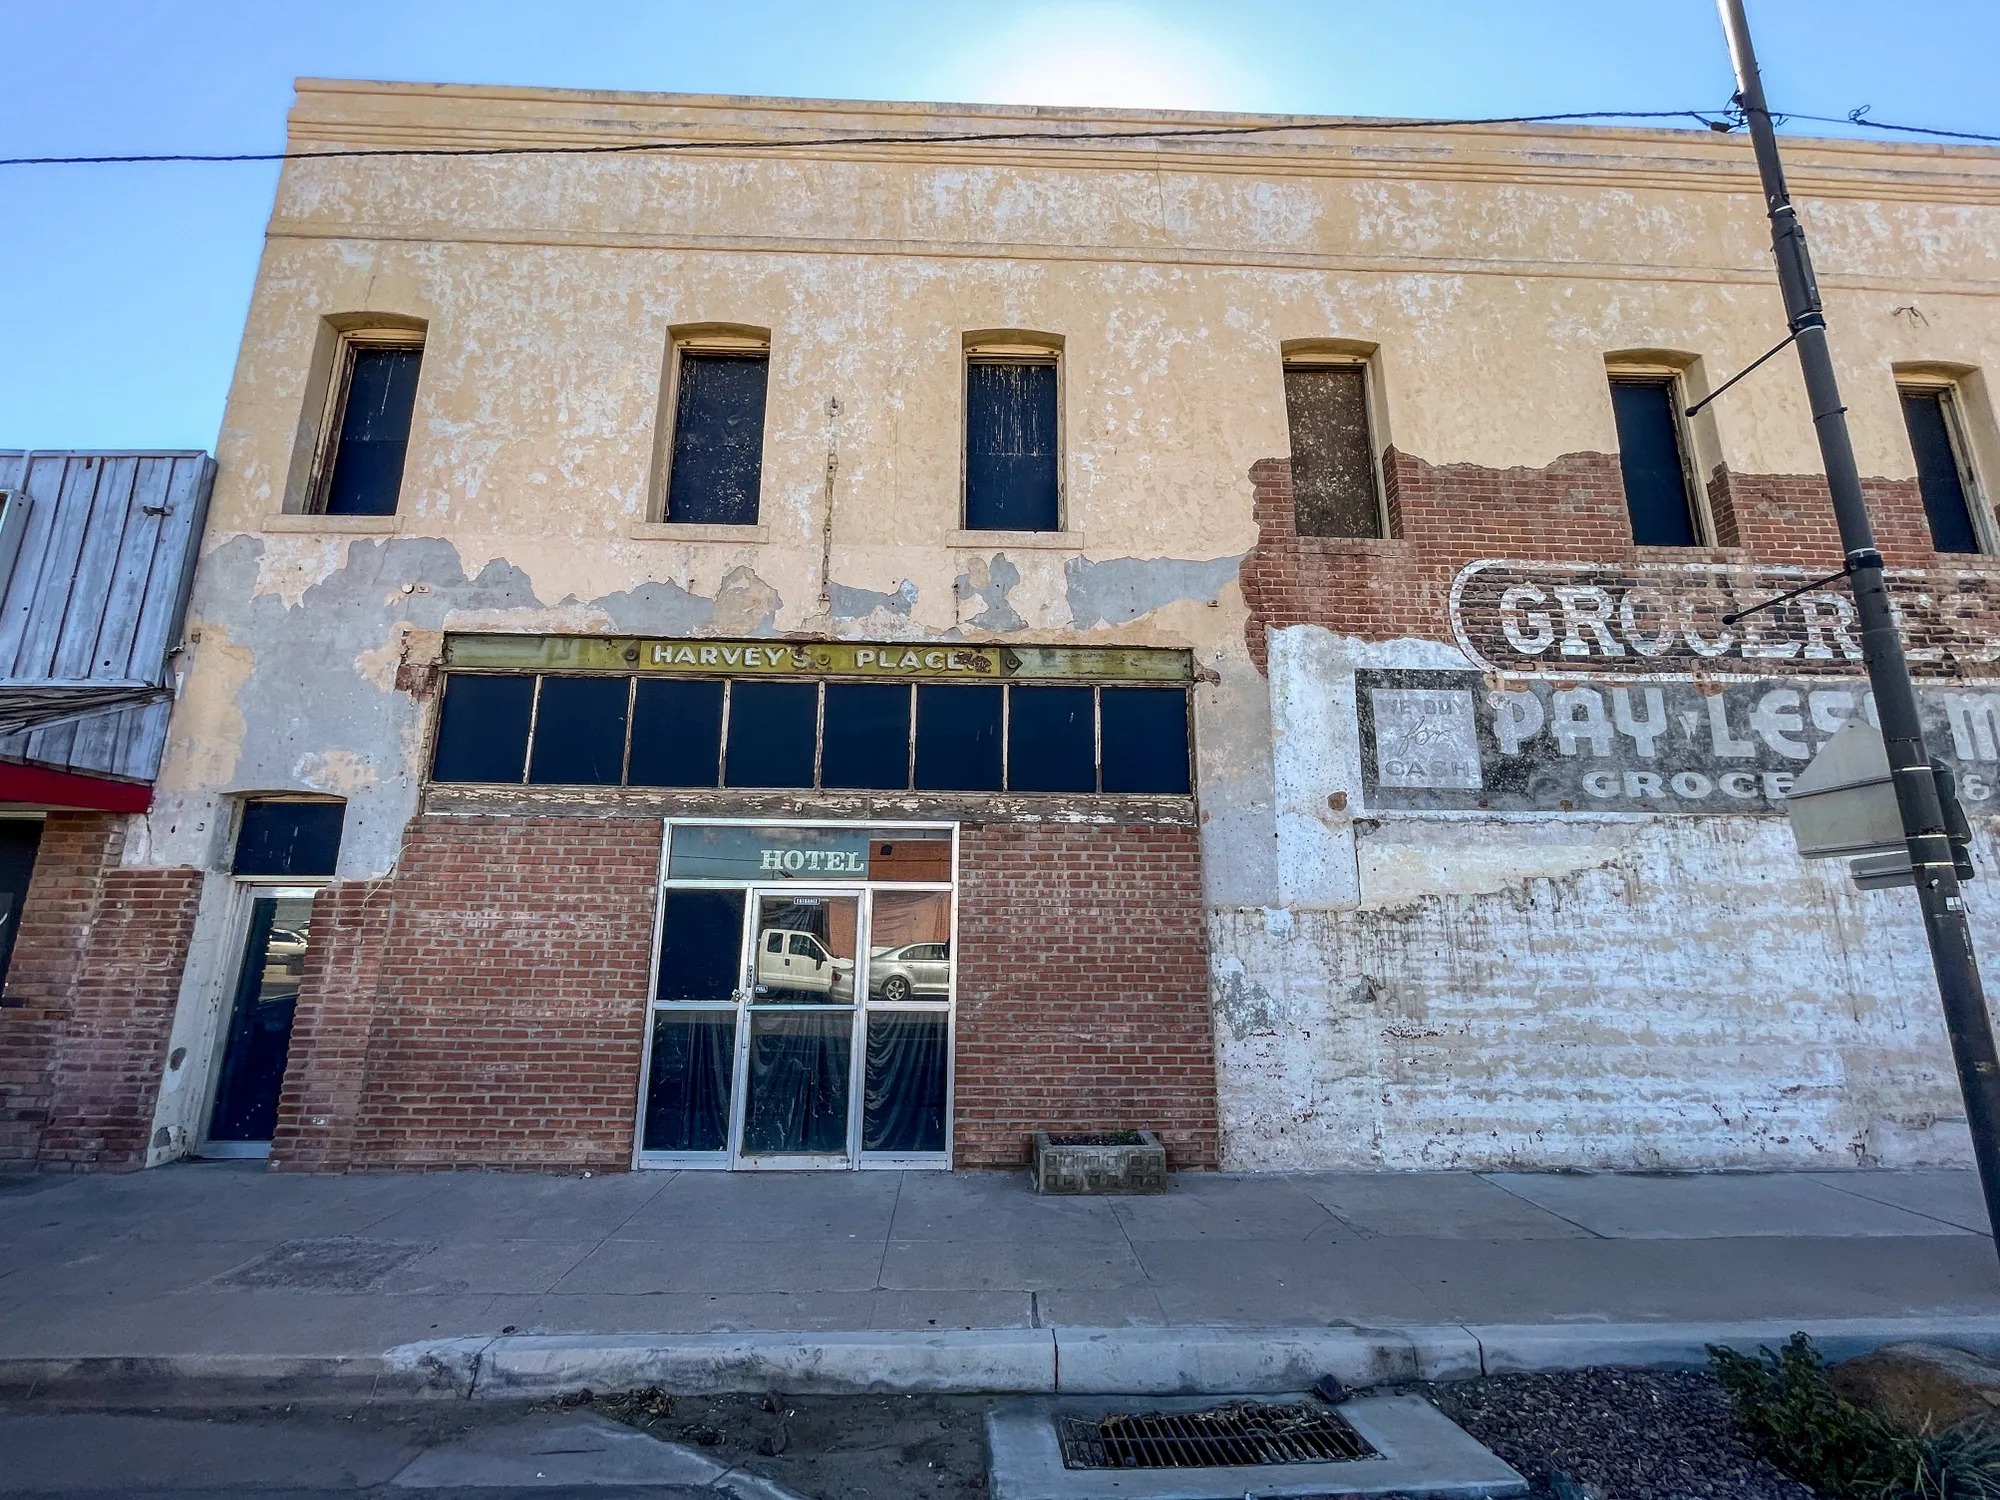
xmin=1100 ymin=687 xmax=1190 ymax=794
xmin=822 ymin=683 xmax=911 ymax=790
xmin=432 ymin=674 xmax=533 ymax=783
xmin=629 ymin=678 xmax=724 ymax=788
xmin=1610 ymin=378 xmax=1698 ymax=547
xmin=323 ymin=345 xmax=421 ymax=517
xmin=724 ymin=680 xmax=818 ymax=788
xmin=914 ymin=684 xmax=1002 ymax=791
xmin=528 ymin=676 xmax=628 ymax=786
xmin=964 ymin=360 xmax=1058 ymax=531
xmin=667 ymin=352 xmax=768 ymax=525
xmin=1006 ymin=685 xmax=1095 ymax=792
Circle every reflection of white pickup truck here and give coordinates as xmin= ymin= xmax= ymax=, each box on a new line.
xmin=754 ymin=928 xmax=854 ymax=1000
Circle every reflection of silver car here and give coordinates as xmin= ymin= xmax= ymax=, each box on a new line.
xmin=869 ymin=942 xmax=951 ymax=1001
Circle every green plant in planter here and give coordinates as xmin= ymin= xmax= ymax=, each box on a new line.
xmin=1708 ymin=1333 xmax=2000 ymax=1499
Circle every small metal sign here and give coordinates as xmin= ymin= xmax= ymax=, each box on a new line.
xmin=1783 ymin=720 xmax=1905 ymax=860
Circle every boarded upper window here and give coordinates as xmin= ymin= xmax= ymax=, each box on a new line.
xmin=313 ymin=337 xmax=423 ymax=517
xmin=1610 ymin=376 xmax=1702 ymax=547
xmin=233 ymin=800 xmax=345 ymax=878
xmin=1283 ymin=363 xmax=1382 ymax=538
xmin=965 ymin=358 xmax=1059 ymax=531
xmin=1900 ymin=386 xmax=1986 ymax=555
xmin=666 ymin=349 xmax=769 ymax=525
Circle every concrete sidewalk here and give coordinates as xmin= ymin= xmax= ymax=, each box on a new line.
xmin=3 ymin=1163 xmax=1998 ymax=1399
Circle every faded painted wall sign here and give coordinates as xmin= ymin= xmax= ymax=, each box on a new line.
xmin=1358 ymin=667 xmax=2000 ymax=814
xmin=1450 ymin=558 xmax=2000 ymax=680
xmin=448 ymin=634 xmax=1191 ymax=682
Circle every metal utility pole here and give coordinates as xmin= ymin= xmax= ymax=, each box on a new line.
xmin=1718 ymin=0 xmax=2000 ymax=1254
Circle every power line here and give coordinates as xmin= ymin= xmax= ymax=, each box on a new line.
xmin=1786 ymin=108 xmax=2000 ymax=147
xmin=0 ymin=109 xmax=1733 ymax=169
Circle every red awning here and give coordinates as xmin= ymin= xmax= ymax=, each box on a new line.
xmin=0 ymin=762 xmax=151 ymax=813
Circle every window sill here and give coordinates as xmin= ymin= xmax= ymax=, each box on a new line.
xmin=946 ymin=528 xmax=1084 ymax=550
xmin=628 ymin=521 xmax=770 ymax=543
xmin=261 ymin=513 xmax=400 ymax=535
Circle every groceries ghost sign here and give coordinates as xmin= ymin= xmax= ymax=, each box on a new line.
xmin=1450 ymin=558 xmax=2000 ymax=680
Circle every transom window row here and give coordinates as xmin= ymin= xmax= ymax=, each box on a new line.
xmin=431 ymin=673 xmax=1192 ymax=795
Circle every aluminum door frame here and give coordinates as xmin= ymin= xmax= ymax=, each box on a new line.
xmin=634 ymin=817 xmax=958 ymax=1173
xmin=728 ymin=885 xmax=867 ymax=1171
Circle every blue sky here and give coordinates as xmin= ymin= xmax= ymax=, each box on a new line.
xmin=3 ymin=0 xmax=1997 ymax=451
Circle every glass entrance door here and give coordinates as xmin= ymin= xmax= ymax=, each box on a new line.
xmin=738 ymin=891 xmax=860 ymax=1166
xmin=638 ymin=822 xmax=957 ymax=1171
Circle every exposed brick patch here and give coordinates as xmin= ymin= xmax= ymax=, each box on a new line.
xmin=1244 ymin=450 xmax=2000 ymax=673
xmin=37 ymin=866 xmax=202 ymax=1170
xmin=270 ymin=878 xmax=395 ymax=1172
xmin=344 ymin=816 xmax=661 ymax=1171
xmin=952 ymin=822 xmax=1218 ymax=1169
xmin=0 ymin=814 xmax=123 ymax=1167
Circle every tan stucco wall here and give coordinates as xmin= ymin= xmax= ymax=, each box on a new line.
xmin=142 ymin=82 xmax=2000 ymax=1172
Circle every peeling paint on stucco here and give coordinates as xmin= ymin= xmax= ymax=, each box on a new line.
xmin=830 ymin=578 xmax=917 ymax=621
xmin=954 ymin=554 xmax=1024 ymax=632
xmin=1064 ymin=554 xmax=1244 ymax=629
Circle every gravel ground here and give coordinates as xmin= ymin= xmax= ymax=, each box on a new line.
xmin=1422 ymin=1368 xmax=1820 ymax=1500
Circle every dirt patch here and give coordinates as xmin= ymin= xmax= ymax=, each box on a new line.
xmin=580 ymin=1388 xmax=991 ymax=1500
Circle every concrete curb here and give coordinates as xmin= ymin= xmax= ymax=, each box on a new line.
xmin=12 ymin=1318 xmax=2000 ymax=1402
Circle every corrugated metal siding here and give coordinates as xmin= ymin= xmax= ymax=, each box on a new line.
xmin=0 ymin=451 xmax=216 ymax=784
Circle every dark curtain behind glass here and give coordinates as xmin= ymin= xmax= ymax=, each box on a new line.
xmin=742 ymin=1013 xmax=851 ymax=1154
xmin=862 ymin=1012 xmax=948 ymax=1153
xmin=1610 ymin=378 xmax=1698 ymax=547
xmin=642 ymin=1012 xmax=734 ymax=1152
xmin=964 ymin=360 xmax=1059 ymax=531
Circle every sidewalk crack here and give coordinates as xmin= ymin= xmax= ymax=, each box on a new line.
xmin=1475 ymin=1173 xmax=1606 ymax=1238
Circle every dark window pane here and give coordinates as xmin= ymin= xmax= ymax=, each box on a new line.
xmin=432 ymin=674 xmax=534 ymax=783
xmin=742 ymin=1011 xmax=851 ymax=1155
xmin=0 ymin=819 xmax=41 ymax=995
xmin=233 ymin=801 xmax=345 ymax=877
xmin=1610 ymin=378 xmax=1699 ymax=547
xmin=528 ymin=677 xmax=628 ymax=786
xmin=667 ymin=351 xmax=768 ymax=525
xmin=641 ymin=1012 xmax=735 ymax=1152
xmin=656 ymin=888 xmax=745 ymax=1001
xmin=1902 ymin=390 xmax=1982 ymax=555
xmin=629 ymin=678 xmax=724 ymax=787
xmin=1007 ymin=685 xmax=1095 ymax=792
xmin=1283 ymin=364 xmax=1380 ymax=538
xmin=323 ymin=345 xmax=421 ymax=517
xmin=863 ymin=1012 xmax=948 ymax=1154
xmin=965 ymin=359 xmax=1059 ymax=531
xmin=822 ymin=683 xmax=911 ymax=790
xmin=914 ymin=684 xmax=1003 ymax=791
xmin=724 ymin=679 xmax=818 ymax=788
xmin=1101 ymin=687 xmax=1191 ymax=794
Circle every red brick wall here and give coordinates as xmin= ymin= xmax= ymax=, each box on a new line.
xmin=953 ymin=822 xmax=1218 ymax=1169
xmin=0 ymin=814 xmax=122 ymax=1167
xmin=270 ymin=878 xmax=394 ymax=1171
xmin=1243 ymin=449 xmax=2000 ymax=670
xmin=37 ymin=864 xmax=202 ymax=1170
xmin=341 ymin=816 xmax=661 ymax=1170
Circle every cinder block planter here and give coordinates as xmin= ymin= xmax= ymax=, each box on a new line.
xmin=1030 ymin=1130 xmax=1167 ymax=1194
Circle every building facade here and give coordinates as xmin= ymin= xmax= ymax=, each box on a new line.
xmin=40 ymin=81 xmax=2000 ymax=1175
xmin=0 ymin=449 xmax=216 ymax=1170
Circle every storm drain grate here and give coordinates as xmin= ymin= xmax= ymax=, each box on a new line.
xmin=1055 ymin=1401 xmax=1380 ymax=1470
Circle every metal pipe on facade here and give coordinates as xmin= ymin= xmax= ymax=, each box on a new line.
xmin=1718 ymin=0 xmax=2000 ymax=1255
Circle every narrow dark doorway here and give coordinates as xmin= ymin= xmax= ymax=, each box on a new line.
xmin=206 ymin=891 xmax=314 ymax=1145
xmin=0 ymin=818 xmax=43 ymax=995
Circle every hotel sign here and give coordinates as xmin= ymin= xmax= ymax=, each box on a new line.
xmin=446 ymin=634 xmax=1191 ymax=682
